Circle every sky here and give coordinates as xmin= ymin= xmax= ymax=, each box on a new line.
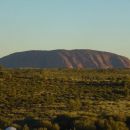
xmin=0 ymin=0 xmax=130 ymax=58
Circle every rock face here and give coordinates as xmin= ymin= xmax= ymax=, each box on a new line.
xmin=0 ymin=49 xmax=130 ymax=69
xmin=5 ymin=127 xmax=17 ymax=130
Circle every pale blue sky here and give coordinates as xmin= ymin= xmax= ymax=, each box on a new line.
xmin=0 ymin=0 xmax=130 ymax=58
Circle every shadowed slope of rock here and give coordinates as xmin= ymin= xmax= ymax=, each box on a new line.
xmin=0 ymin=49 xmax=130 ymax=69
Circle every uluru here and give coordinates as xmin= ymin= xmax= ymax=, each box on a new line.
xmin=0 ymin=49 xmax=130 ymax=69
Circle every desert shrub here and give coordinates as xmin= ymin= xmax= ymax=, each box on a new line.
xmin=126 ymin=116 xmax=130 ymax=129
xmin=23 ymin=124 xmax=30 ymax=130
xmin=0 ymin=117 xmax=11 ymax=128
xmin=75 ymin=120 xmax=96 ymax=130
xmin=40 ymin=120 xmax=59 ymax=130
xmin=53 ymin=114 xmax=75 ymax=130
xmin=95 ymin=118 xmax=128 ymax=130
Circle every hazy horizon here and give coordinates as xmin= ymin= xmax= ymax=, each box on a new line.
xmin=0 ymin=0 xmax=130 ymax=58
